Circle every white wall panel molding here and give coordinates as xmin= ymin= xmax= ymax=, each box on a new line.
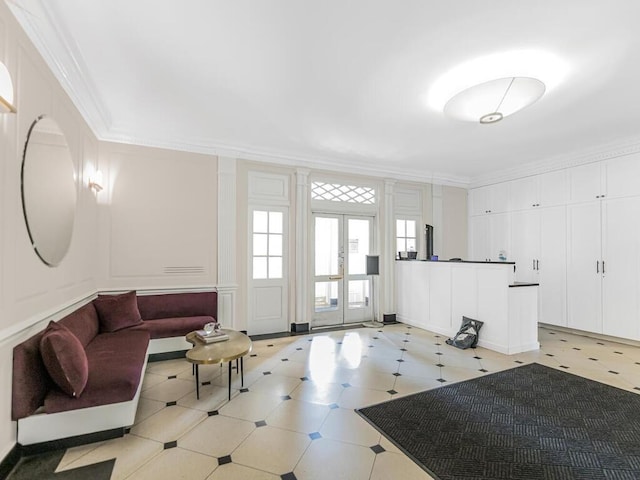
xmin=382 ymin=180 xmax=395 ymax=315
xmin=100 ymin=286 xmax=217 ymax=296
xmin=295 ymin=168 xmax=310 ymax=325
xmin=217 ymin=157 xmax=238 ymax=328
xmin=216 ymin=284 xmax=238 ymax=330
xmin=0 ymin=290 xmax=95 ymax=345
xmin=394 ymin=186 xmax=422 ymax=216
xmin=248 ymin=171 xmax=290 ymax=205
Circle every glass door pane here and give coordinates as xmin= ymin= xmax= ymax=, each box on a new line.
xmin=344 ymin=216 xmax=373 ymax=323
xmin=313 ymin=215 xmax=344 ymax=327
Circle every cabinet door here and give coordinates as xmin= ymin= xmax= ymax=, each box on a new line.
xmin=469 ymin=187 xmax=489 ymax=216
xmin=568 ymin=163 xmax=603 ymax=203
xmin=508 ymin=176 xmax=538 ymax=211
xmin=511 ymin=210 xmax=540 ymax=282
xmin=538 ymin=206 xmax=567 ymax=327
xmin=469 ymin=216 xmax=490 ymax=261
xmin=538 ymin=169 xmax=568 ymax=207
xmin=601 ymin=197 xmax=640 ymax=340
xmin=487 ymin=183 xmax=509 ymax=214
xmin=488 ymin=213 xmax=511 ymax=263
xmin=605 ymin=153 xmax=640 ymax=199
xmin=566 ymin=202 xmax=602 ymax=333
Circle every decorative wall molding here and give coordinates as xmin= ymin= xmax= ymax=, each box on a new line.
xmin=295 ymin=168 xmax=310 ymax=325
xmin=248 ymin=171 xmax=290 ymax=205
xmin=382 ymin=180 xmax=396 ymax=315
xmin=217 ymin=157 xmax=238 ymax=329
xmin=7 ymin=0 xmax=112 ymax=135
xmin=0 ymin=290 xmax=95 ymax=345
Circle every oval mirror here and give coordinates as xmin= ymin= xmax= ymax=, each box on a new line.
xmin=21 ymin=116 xmax=77 ymax=267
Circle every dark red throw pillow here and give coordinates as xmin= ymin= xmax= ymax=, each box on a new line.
xmin=40 ymin=321 xmax=89 ymax=398
xmin=93 ymin=290 xmax=143 ymax=333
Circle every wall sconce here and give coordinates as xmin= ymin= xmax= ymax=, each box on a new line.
xmin=88 ymin=170 xmax=103 ymax=193
xmin=0 ymin=61 xmax=16 ymax=113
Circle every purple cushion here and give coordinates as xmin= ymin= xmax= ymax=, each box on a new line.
xmin=45 ymin=329 xmax=150 ymax=413
xmin=39 ymin=321 xmax=89 ymax=398
xmin=12 ymin=331 xmax=54 ymax=420
xmin=93 ymin=291 xmax=143 ymax=333
xmin=131 ymin=315 xmax=213 ymax=339
xmin=58 ymin=302 xmax=100 ymax=348
xmin=137 ymin=292 xmax=217 ymax=320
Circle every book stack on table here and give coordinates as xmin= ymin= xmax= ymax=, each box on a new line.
xmin=195 ymin=330 xmax=229 ymax=343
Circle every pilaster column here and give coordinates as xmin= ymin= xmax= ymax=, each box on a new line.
xmin=217 ymin=157 xmax=239 ymax=329
xmin=382 ymin=179 xmax=396 ymax=316
xmin=295 ymin=169 xmax=310 ymax=327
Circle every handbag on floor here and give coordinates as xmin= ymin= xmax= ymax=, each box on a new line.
xmin=446 ymin=316 xmax=484 ymax=349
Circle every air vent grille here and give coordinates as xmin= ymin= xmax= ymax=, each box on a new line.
xmin=163 ymin=266 xmax=205 ymax=275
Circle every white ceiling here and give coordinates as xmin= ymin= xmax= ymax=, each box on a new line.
xmin=8 ymin=0 xmax=640 ymax=185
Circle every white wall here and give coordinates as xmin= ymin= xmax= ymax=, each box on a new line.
xmin=97 ymin=142 xmax=217 ymax=292
xmin=441 ymin=186 xmax=468 ymax=260
xmin=0 ymin=2 xmax=99 ymax=458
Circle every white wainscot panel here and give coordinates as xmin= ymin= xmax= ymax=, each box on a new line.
xmin=248 ymin=171 xmax=290 ymax=204
xmin=428 ymin=263 xmax=451 ymax=332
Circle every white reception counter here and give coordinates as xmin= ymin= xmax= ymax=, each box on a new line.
xmin=396 ymin=260 xmax=539 ymax=355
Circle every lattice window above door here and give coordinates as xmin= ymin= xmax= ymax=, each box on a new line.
xmin=311 ymin=182 xmax=376 ymax=204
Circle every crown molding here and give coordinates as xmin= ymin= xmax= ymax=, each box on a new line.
xmin=470 ymin=133 xmax=640 ymax=188
xmin=101 ymin=128 xmax=473 ymax=188
xmin=7 ymin=0 xmax=111 ymax=135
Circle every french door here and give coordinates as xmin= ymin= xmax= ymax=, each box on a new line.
xmin=312 ymin=213 xmax=373 ymax=327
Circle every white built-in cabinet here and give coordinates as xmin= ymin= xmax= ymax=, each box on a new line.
xmin=470 ymin=182 xmax=509 ymax=215
xmin=511 ymin=207 xmax=567 ymax=327
xmin=470 ymin=213 xmax=511 ymax=262
xmin=601 ymin=197 xmax=640 ymax=340
xmin=469 ymin=151 xmax=640 ymax=341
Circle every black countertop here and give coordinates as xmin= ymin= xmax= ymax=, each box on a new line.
xmin=396 ymin=259 xmax=516 ymax=265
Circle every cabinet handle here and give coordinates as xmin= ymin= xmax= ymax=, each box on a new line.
xmin=532 ymin=259 xmax=535 ymax=270
xmin=602 ymin=261 xmax=605 ymax=274
xmin=536 ymin=260 xmax=539 ymax=270
xmin=596 ymin=261 xmax=599 ymax=273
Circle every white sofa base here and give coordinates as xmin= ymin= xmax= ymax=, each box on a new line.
xmin=147 ymin=336 xmax=192 ymax=355
xmin=15 ymin=335 xmax=189 ymax=446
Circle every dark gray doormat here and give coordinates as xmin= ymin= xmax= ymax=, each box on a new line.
xmin=356 ymin=363 xmax=640 ymax=480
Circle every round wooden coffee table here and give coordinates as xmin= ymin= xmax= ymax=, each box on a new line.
xmin=185 ymin=329 xmax=252 ymax=401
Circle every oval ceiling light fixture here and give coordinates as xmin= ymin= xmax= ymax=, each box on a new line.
xmin=427 ymin=50 xmax=568 ymax=123
xmin=444 ymin=76 xmax=546 ymax=124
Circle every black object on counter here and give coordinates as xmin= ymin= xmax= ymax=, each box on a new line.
xmin=425 ymin=224 xmax=433 ymax=260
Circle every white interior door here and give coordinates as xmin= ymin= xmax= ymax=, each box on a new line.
xmin=248 ymin=207 xmax=288 ymax=335
xmin=567 ymin=202 xmax=602 ymax=333
xmin=312 ymin=214 xmax=373 ymax=327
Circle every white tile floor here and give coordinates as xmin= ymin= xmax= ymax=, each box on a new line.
xmin=56 ymin=324 xmax=640 ymax=480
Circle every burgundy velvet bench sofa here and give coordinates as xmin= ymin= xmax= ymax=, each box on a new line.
xmin=12 ymin=290 xmax=217 ymax=448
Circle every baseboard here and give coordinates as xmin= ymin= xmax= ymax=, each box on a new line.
xmin=148 ymin=350 xmax=188 ymax=362
xmin=19 ymin=427 xmax=124 ymax=456
xmin=291 ymin=323 xmax=309 ymax=333
xmin=0 ymin=443 xmax=21 ymax=479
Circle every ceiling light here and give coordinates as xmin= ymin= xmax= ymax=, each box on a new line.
xmin=427 ymin=50 xmax=568 ymax=119
xmin=0 ymin=61 xmax=16 ymax=113
xmin=444 ymin=77 xmax=546 ymax=124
